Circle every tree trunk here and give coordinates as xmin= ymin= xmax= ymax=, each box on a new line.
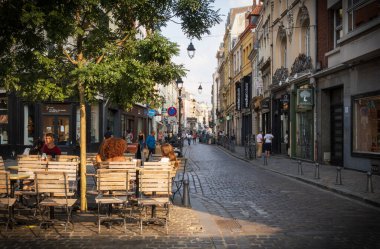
xmin=79 ymin=82 xmax=87 ymax=211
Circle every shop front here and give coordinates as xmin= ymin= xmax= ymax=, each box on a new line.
xmin=271 ymin=91 xmax=290 ymax=155
xmin=293 ymin=86 xmax=314 ymax=160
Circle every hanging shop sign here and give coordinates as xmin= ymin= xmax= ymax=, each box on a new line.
xmin=236 ymin=83 xmax=241 ymax=111
xmin=281 ymin=94 xmax=290 ymax=110
xmin=261 ymin=98 xmax=270 ymax=113
xmin=243 ymin=76 xmax=251 ymax=109
xmin=297 ymin=89 xmax=313 ymax=110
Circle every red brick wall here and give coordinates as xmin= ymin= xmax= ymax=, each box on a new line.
xmin=317 ymin=0 xmax=330 ymax=69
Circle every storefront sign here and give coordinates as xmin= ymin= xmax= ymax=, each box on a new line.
xmin=261 ymin=98 xmax=270 ymax=113
xmin=236 ymin=83 xmax=241 ymax=111
xmin=42 ymin=104 xmax=71 ymax=115
xmin=281 ymin=94 xmax=290 ymax=110
xmin=243 ymin=77 xmax=251 ymax=109
xmin=297 ymin=89 xmax=313 ymax=110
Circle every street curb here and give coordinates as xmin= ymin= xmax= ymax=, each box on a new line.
xmin=217 ymin=145 xmax=380 ymax=209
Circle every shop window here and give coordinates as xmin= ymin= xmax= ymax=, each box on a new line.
xmin=353 ymin=93 xmax=380 ymax=155
xmin=0 ymin=96 xmax=8 ymax=144
xmin=23 ymin=105 xmax=35 ymax=145
xmin=91 ymin=104 xmax=99 ymax=143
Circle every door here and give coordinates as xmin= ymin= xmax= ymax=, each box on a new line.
xmin=42 ymin=115 xmax=71 ymax=146
xmin=331 ymin=105 xmax=343 ymax=166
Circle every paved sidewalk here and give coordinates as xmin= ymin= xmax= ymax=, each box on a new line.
xmin=219 ymin=145 xmax=380 ymax=207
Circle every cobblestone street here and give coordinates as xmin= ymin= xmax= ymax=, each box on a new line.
xmin=1 ymin=143 xmax=380 ymax=248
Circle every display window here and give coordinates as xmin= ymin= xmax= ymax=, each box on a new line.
xmin=353 ymin=93 xmax=380 ymax=155
xmin=0 ymin=95 xmax=8 ymax=145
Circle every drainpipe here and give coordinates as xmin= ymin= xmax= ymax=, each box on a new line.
xmin=313 ymin=0 xmax=318 ymax=162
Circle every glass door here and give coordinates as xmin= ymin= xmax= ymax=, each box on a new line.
xmin=42 ymin=115 xmax=70 ymax=146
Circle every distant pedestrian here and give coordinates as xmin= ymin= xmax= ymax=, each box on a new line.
xmin=256 ymin=131 xmax=263 ymax=157
xmin=263 ymin=130 xmax=274 ymax=159
xmin=146 ymin=131 xmax=156 ymax=160
xmin=284 ymin=130 xmax=289 ymax=156
xmin=193 ymin=132 xmax=197 ymax=144
xmin=187 ymin=133 xmax=192 ymax=146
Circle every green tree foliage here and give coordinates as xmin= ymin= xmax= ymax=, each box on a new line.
xmin=0 ymin=0 xmax=221 ymax=108
xmin=0 ymin=0 xmax=220 ymax=211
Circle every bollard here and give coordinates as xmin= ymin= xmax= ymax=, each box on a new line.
xmin=298 ymin=160 xmax=303 ymax=175
xmin=336 ymin=167 xmax=342 ymax=185
xmin=182 ymin=179 xmax=191 ymax=207
xmin=366 ymin=171 xmax=374 ymax=193
xmin=314 ymin=163 xmax=320 ymax=179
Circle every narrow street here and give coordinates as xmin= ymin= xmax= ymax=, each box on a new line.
xmin=1 ymin=143 xmax=380 ymax=248
xmin=183 ymin=143 xmax=380 ymax=249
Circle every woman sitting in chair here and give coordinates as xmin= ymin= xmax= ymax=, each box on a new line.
xmin=96 ymin=137 xmax=131 ymax=162
xmin=160 ymin=143 xmax=178 ymax=170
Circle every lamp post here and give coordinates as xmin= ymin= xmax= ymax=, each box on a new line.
xmin=198 ymin=83 xmax=203 ymax=94
xmin=187 ymin=41 xmax=196 ymax=59
xmin=176 ymin=77 xmax=184 ymax=154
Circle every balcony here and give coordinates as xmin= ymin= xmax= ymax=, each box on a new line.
xmin=290 ymin=54 xmax=313 ymax=76
xmin=272 ymin=67 xmax=289 ymax=85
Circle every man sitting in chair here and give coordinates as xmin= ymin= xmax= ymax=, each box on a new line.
xmin=41 ymin=133 xmax=61 ymax=157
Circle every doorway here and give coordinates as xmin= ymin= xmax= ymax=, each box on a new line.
xmin=42 ymin=115 xmax=71 ymax=146
xmin=330 ymin=105 xmax=343 ymax=166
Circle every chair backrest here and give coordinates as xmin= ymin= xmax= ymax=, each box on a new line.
xmin=47 ymin=161 xmax=79 ymax=183
xmin=100 ymin=161 xmax=137 ymax=181
xmin=35 ymin=171 xmax=70 ymax=197
xmin=55 ymin=155 xmax=79 ymax=162
xmin=18 ymin=160 xmax=48 ymax=180
xmin=0 ymin=170 xmax=11 ymax=196
xmin=142 ymin=161 xmax=171 ymax=171
xmin=0 ymin=156 xmax=4 ymax=170
xmin=123 ymin=153 xmax=135 ymax=158
xmin=138 ymin=170 xmax=172 ymax=196
xmin=86 ymin=153 xmax=98 ymax=166
xmin=96 ymin=169 xmax=130 ymax=193
xmin=17 ymin=155 xmax=52 ymax=161
xmin=177 ymin=158 xmax=188 ymax=172
xmin=149 ymin=154 xmax=162 ymax=162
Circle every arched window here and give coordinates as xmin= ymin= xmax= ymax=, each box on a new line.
xmin=299 ymin=6 xmax=310 ymax=56
xmin=281 ymin=38 xmax=287 ymax=67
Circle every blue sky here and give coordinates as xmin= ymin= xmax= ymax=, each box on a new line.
xmin=161 ymin=0 xmax=251 ymax=104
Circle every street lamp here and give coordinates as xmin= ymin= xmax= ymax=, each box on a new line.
xmin=198 ymin=83 xmax=203 ymax=94
xmin=176 ymin=77 xmax=184 ymax=154
xmin=187 ymin=41 xmax=196 ymax=59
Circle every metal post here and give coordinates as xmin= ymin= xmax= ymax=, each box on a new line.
xmin=336 ymin=167 xmax=342 ymax=185
xmin=366 ymin=171 xmax=374 ymax=193
xmin=298 ymin=160 xmax=303 ymax=175
xmin=314 ymin=163 xmax=320 ymax=179
xmin=182 ymin=179 xmax=191 ymax=207
xmin=178 ymin=90 xmax=183 ymax=155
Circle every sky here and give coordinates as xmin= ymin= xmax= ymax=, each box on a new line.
xmin=161 ymin=0 xmax=251 ymax=105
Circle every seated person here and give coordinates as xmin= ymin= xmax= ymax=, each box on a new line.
xmin=96 ymin=137 xmax=131 ymax=162
xmin=41 ymin=133 xmax=61 ymax=157
xmin=160 ymin=143 xmax=178 ymax=169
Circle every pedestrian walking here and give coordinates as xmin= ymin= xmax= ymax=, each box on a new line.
xmin=187 ymin=133 xmax=192 ymax=146
xmin=193 ymin=132 xmax=197 ymax=144
xmin=263 ymin=130 xmax=274 ymax=164
xmin=256 ymin=131 xmax=263 ymax=157
xmin=146 ymin=131 xmax=156 ymax=161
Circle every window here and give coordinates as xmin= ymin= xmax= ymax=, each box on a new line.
xmin=23 ymin=105 xmax=35 ymax=145
xmin=91 ymin=104 xmax=100 ymax=143
xmin=0 ymin=95 xmax=8 ymax=145
xmin=333 ymin=4 xmax=343 ymax=48
xmin=281 ymin=38 xmax=287 ymax=67
xmin=353 ymin=92 xmax=380 ymax=155
xmin=347 ymin=0 xmax=379 ymax=32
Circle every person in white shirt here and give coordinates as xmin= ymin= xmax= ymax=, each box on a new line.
xmin=263 ymin=131 xmax=274 ymax=158
xmin=256 ymin=131 xmax=263 ymax=157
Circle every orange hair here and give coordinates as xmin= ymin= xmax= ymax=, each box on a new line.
xmin=161 ymin=143 xmax=178 ymax=168
xmin=103 ymin=137 xmax=127 ymax=159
